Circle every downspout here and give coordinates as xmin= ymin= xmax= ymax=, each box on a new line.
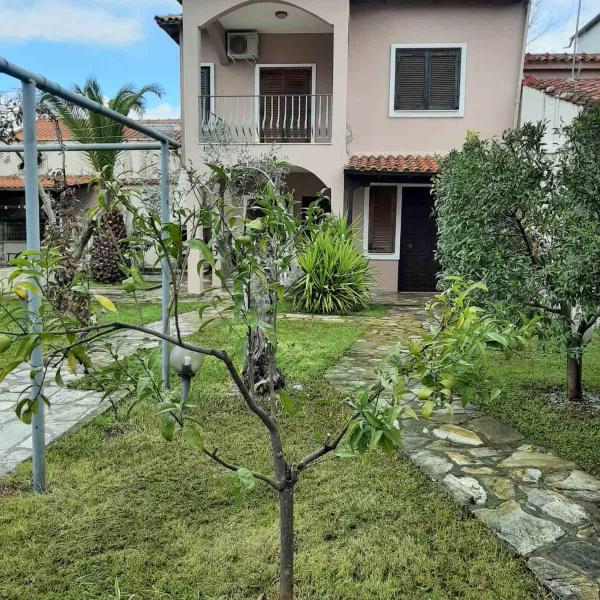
xmin=514 ymin=0 xmax=532 ymax=128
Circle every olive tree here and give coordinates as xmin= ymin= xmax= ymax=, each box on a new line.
xmin=434 ymin=112 xmax=600 ymax=402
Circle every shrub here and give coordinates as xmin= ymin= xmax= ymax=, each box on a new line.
xmin=289 ymin=219 xmax=371 ymax=314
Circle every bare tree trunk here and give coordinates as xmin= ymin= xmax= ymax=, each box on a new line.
xmin=278 ymin=485 xmax=295 ymax=600
xmin=567 ymin=353 xmax=583 ymax=402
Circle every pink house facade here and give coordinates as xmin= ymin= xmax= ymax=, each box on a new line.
xmin=157 ymin=0 xmax=529 ymax=293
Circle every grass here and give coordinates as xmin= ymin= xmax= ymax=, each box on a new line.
xmin=0 ymin=317 xmax=544 ymax=600
xmin=475 ymin=334 xmax=600 ymax=476
xmin=278 ymin=298 xmax=388 ymax=318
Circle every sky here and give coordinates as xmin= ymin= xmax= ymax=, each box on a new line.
xmin=0 ymin=0 xmax=599 ymax=120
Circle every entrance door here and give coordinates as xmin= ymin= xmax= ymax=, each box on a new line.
xmin=259 ymin=67 xmax=312 ymax=143
xmin=398 ymin=186 xmax=438 ymax=291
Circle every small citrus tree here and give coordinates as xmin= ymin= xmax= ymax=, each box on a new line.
xmin=434 ymin=113 xmax=600 ymax=402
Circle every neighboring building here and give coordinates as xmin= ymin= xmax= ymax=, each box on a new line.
xmin=0 ymin=119 xmax=181 ymax=265
xmin=520 ymin=75 xmax=600 ymax=152
xmin=524 ymin=53 xmax=600 ymax=80
xmin=157 ymin=0 xmax=529 ymax=293
xmin=572 ymin=11 xmax=600 ymax=54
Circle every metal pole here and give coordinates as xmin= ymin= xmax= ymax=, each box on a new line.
xmin=22 ymin=78 xmax=45 ymax=493
xmin=160 ymin=141 xmax=170 ymax=388
xmin=572 ymin=0 xmax=583 ymax=80
xmin=0 ymin=142 xmax=164 ymax=153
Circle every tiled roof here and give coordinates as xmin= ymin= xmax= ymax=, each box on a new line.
xmin=524 ymin=53 xmax=600 ymax=65
xmin=155 ymin=14 xmax=182 ymax=43
xmin=346 ymin=154 xmax=439 ymax=174
xmin=0 ymin=176 xmax=92 ymax=191
xmin=523 ymin=75 xmax=600 ymax=107
xmin=16 ymin=119 xmax=181 ymax=143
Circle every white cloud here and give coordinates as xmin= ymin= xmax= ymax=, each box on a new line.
xmin=142 ymin=102 xmax=180 ymax=119
xmin=0 ymin=0 xmax=144 ymax=46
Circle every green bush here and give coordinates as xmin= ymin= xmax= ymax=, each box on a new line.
xmin=289 ymin=218 xmax=371 ymax=314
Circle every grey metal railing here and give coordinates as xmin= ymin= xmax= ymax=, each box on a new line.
xmin=199 ymin=94 xmax=332 ymax=143
xmin=0 ymin=221 xmax=26 ymax=241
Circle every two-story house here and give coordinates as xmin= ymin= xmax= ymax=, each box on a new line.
xmin=157 ymin=0 xmax=529 ymax=294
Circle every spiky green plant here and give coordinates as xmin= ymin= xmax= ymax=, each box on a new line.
xmin=289 ymin=225 xmax=371 ymax=314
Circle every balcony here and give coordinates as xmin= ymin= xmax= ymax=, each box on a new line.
xmin=199 ymin=94 xmax=333 ymax=144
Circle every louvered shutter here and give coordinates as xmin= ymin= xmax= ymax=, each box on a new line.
xmin=394 ymin=48 xmax=461 ymax=111
xmin=368 ymin=186 xmax=397 ymax=254
xmin=395 ymin=51 xmax=427 ymax=110
xmin=260 ymin=68 xmax=311 ymax=142
xmin=200 ymin=66 xmax=212 ymax=125
xmin=429 ymin=49 xmax=460 ymax=110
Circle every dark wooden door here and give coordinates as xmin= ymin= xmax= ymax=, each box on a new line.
xmin=398 ymin=187 xmax=438 ymax=291
xmin=260 ymin=68 xmax=312 ymax=142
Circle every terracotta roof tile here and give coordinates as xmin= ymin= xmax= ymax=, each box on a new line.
xmin=15 ymin=119 xmax=181 ymax=143
xmin=346 ymin=154 xmax=439 ymax=174
xmin=155 ymin=14 xmax=182 ymax=43
xmin=524 ymin=52 xmax=600 ymax=65
xmin=0 ymin=176 xmax=92 ymax=191
xmin=523 ymin=75 xmax=600 ymax=107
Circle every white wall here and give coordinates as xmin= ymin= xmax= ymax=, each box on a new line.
xmin=578 ymin=22 xmax=600 ymax=53
xmin=520 ymin=86 xmax=581 ymax=153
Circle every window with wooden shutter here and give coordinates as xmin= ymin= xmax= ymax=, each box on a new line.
xmin=393 ymin=47 xmax=461 ymax=112
xmin=200 ymin=65 xmax=212 ymax=125
xmin=368 ymin=186 xmax=397 ymax=254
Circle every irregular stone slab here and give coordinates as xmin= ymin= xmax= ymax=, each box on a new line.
xmin=498 ymin=448 xmax=577 ymax=471
xmin=474 ymin=500 xmax=565 ymax=555
xmin=432 ymin=424 xmax=483 ymax=447
xmin=528 ymin=556 xmax=600 ymax=600
xmin=463 ymin=466 xmax=495 ymax=476
xmin=525 ymin=488 xmax=588 ymax=525
xmin=411 ymin=450 xmax=453 ymax=478
xmin=483 ymin=477 xmax=516 ymax=500
xmin=549 ymin=471 xmax=600 ymax=502
xmin=469 ymin=447 xmax=503 ymax=459
xmin=510 ymin=468 xmax=542 ymax=483
xmin=546 ymin=541 xmax=600 ymax=579
xmin=444 ymin=450 xmax=478 ymax=465
xmin=443 ymin=474 xmax=488 ymax=505
xmin=469 ymin=415 xmax=524 ymax=446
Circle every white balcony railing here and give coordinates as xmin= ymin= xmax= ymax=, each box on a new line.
xmin=199 ymin=95 xmax=332 ymax=144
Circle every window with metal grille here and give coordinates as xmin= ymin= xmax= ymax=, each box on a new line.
xmin=393 ymin=48 xmax=461 ymax=111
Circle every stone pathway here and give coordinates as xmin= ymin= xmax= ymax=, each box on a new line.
xmin=0 ymin=311 xmax=203 ymax=478
xmin=326 ymin=299 xmax=600 ymax=600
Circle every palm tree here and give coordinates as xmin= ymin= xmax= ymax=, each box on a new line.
xmin=43 ymin=78 xmax=163 ymax=283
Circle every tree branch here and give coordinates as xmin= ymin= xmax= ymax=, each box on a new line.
xmin=295 ymin=419 xmax=352 ymax=473
xmin=203 ymin=448 xmax=281 ymax=491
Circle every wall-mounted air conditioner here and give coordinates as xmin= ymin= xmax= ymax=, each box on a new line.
xmin=227 ymin=32 xmax=259 ymax=61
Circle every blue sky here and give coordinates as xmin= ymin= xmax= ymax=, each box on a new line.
xmin=0 ymin=0 xmax=599 ymax=119
xmin=0 ymin=0 xmax=182 ymax=118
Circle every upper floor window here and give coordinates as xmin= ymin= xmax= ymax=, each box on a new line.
xmin=389 ymin=44 xmax=466 ymax=118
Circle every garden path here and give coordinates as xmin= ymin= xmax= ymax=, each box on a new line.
xmin=326 ymin=297 xmax=600 ymax=600
xmin=0 ymin=310 xmax=204 ymax=478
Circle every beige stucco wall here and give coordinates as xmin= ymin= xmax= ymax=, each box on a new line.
xmin=347 ymin=1 xmax=528 ymax=155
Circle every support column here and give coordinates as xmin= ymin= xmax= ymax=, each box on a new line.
xmin=22 ymin=78 xmax=45 ymax=493
xmin=160 ymin=141 xmax=170 ymax=388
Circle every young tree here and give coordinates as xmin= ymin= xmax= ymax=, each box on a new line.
xmin=43 ymin=78 xmax=163 ymax=283
xmin=434 ymin=114 xmax=600 ymax=402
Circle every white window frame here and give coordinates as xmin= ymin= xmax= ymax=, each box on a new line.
xmin=363 ymin=183 xmax=433 ymax=261
xmin=200 ymin=62 xmax=215 ymax=116
xmin=388 ymin=43 xmax=467 ymax=119
xmin=254 ymin=63 xmax=317 ymax=143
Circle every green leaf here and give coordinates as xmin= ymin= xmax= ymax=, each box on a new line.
xmin=278 ymin=390 xmax=295 ymax=415
xmin=236 ymin=467 xmax=256 ymax=491
xmin=182 ymin=421 xmax=204 ymax=450
xmin=94 ymin=294 xmax=118 ymax=313
xmin=416 ymin=386 xmax=434 ymax=401
xmin=422 ymin=400 xmax=435 ymax=419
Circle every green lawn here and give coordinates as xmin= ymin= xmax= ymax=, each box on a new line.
xmin=475 ymin=335 xmax=600 ymax=476
xmin=0 ymin=318 xmax=543 ymax=600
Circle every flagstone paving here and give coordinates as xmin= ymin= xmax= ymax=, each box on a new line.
xmin=0 ymin=310 xmax=204 ymax=478
xmin=325 ymin=298 xmax=600 ymax=600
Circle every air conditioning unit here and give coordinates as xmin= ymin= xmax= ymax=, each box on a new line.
xmin=227 ymin=32 xmax=259 ymax=60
